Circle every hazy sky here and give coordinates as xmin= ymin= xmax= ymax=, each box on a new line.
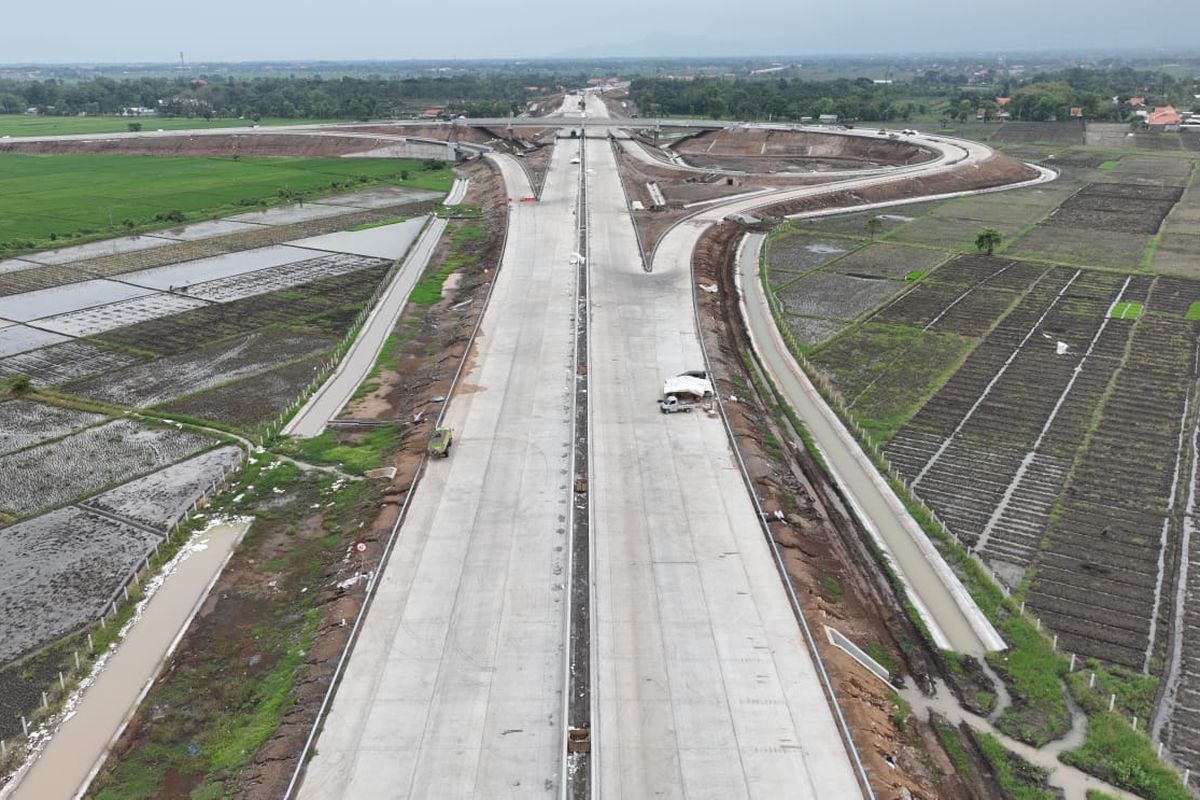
xmin=5 ymin=0 xmax=1200 ymax=63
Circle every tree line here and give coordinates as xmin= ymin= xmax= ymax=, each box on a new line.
xmin=0 ymin=74 xmax=561 ymax=119
xmin=631 ymin=66 xmax=1198 ymax=123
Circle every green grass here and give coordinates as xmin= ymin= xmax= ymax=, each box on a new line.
xmin=1061 ymin=714 xmax=1191 ymax=800
xmin=819 ymin=573 xmax=844 ymax=603
xmin=989 ymin=610 xmax=1071 ymax=746
xmin=905 ymin=269 xmax=928 ymax=281
xmin=1087 ymin=792 xmax=1120 ymax=800
xmin=1098 ymin=159 xmax=1120 ymax=171
xmin=410 ymin=223 xmax=486 ymax=305
xmin=350 ymin=215 xmax=408 ymax=231
xmin=0 ymin=154 xmax=452 ymax=252
xmin=0 ymin=115 xmax=330 ymax=138
xmin=1186 ymin=301 xmax=1200 ymax=321
xmin=1068 ymin=659 xmax=1158 ymax=721
xmin=283 ymin=424 xmax=399 ymax=474
xmin=865 ymin=641 xmax=899 ymax=677
xmin=933 ymin=719 xmax=974 ymax=778
xmin=972 ymin=731 xmax=1056 ymax=800
xmin=1109 ymin=301 xmax=1144 ymax=320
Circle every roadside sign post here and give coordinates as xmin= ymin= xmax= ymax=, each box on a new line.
xmin=354 ymin=540 xmax=368 ymax=587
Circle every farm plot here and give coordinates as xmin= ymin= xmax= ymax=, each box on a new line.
xmin=1097 ymin=155 xmax=1194 ymax=187
xmin=990 ymin=122 xmax=1085 ymax=146
xmin=20 ymin=233 xmax=172 ymax=266
xmin=0 ymin=399 xmax=105 ymax=456
xmin=82 ymin=445 xmax=243 ymax=533
xmin=0 ymin=277 xmax=153 ymax=323
xmin=872 ymin=255 xmax=1041 ymax=332
xmin=766 ymin=231 xmax=856 ymax=274
xmin=884 ymin=269 xmax=1135 ymax=584
xmin=776 ymin=271 xmax=904 ymax=321
xmin=35 ymin=292 xmax=209 ymax=337
xmin=185 ymin=252 xmax=388 ymax=303
xmin=0 ymin=340 xmax=143 ymax=386
xmin=1005 ymin=225 xmax=1149 ymax=270
xmin=810 ymin=323 xmax=975 ymax=441
xmin=1042 ymin=182 xmax=1182 ymax=235
xmin=118 ymin=244 xmax=313 ymax=290
xmin=0 ymin=325 xmax=68 ymax=357
xmin=829 ymin=242 xmax=949 ymax=280
xmin=71 ymin=327 xmax=337 ymax=408
xmin=157 ymin=351 xmax=331 ymax=429
xmin=888 ymin=214 xmax=1028 ymax=252
xmin=0 ymin=418 xmax=211 ymax=517
xmin=789 ymin=204 xmax=933 ymax=236
xmin=781 ymin=314 xmax=847 ymax=347
xmin=1028 ymin=310 xmax=1199 ymax=669
xmin=0 ymin=507 xmax=160 ymax=664
xmin=1152 ymin=236 xmax=1200 ymax=280
xmin=94 ymin=263 xmax=387 ymax=356
xmin=0 ymin=258 xmax=38 ymax=274
xmin=0 ymin=264 xmax=93 ymax=298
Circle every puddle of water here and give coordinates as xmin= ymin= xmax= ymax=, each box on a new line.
xmin=19 ymin=234 xmax=170 ymax=266
xmin=878 ymin=213 xmax=914 ymax=222
xmin=806 ymin=243 xmax=847 ymax=254
xmin=290 ymin=216 xmax=426 ymax=260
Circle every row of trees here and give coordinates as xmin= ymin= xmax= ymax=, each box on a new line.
xmin=0 ymin=74 xmax=550 ymax=119
xmin=629 ymin=76 xmax=924 ymax=122
xmin=631 ymin=66 xmax=1197 ymax=123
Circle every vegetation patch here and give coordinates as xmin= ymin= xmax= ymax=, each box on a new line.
xmin=410 ymin=223 xmax=486 ymax=305
xmin=971 ymin=731 xmax=1056 ymax=800
xmin=0 ymin=154 xmax=450 ymax=253
xmin=1060 ymin=713 xmax=1190 ymax=800
xmin=281 ymin=424 xmax=399 ymax=474
xmin=1108 ymin=301 xmax=1143 ymax=319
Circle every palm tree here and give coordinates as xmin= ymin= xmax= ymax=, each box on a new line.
xmin=976 ymin=228 xmax=1002 ymax=256
xmin=865 ymin=216 xmax=884 ymax=240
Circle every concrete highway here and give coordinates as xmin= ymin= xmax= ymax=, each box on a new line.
xmin=290 ymin=98 xmax=1028 ymax=798
xmin=649 ymin=150 xmax=1011 ymax=655
xmin=297 ymin=144 xmax=580 ymax=798
xmin=584 ymin=89 xmax=864 ymax=797
xmin=285 ymin=215 xmax=446 ymax=438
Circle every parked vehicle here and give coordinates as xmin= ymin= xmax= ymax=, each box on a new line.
xmin=428 ymin=427 xmax=453 ymax=458
xmin=660 ymin=395 xmax=697 ymax=414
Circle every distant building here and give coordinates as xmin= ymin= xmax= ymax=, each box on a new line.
xmin=120 ymin=107 xmax=158 ymax=117
xmin=1070 ymin=106 xmax=1084 ymax=118
xmin=1146 ymin=105 xmax=1183 ymax=131
xmin=418 ymin=106 xmax=446 ymax=119
xmin=818 ymin=114 xmax=838 ymax=124
xmin=1127 ymin=96 xmax=1147 ymax=108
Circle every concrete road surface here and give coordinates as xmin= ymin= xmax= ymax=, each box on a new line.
xmin=297 ymin=144 xmax=581 ymax=799
xmin=285 ymin=215 xmax=446 ymax=438
xmin=6 ymin=520 xmax=250 ymax=800
xmin=735 ymin=233 xmax=1002 ymax=654
xmin=586 ymin=137 xmax=863 ymax=798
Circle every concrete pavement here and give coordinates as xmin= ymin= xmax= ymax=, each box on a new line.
xmin=285 ymin=215 xmax=446 ymax=438
xmin=5 ymin=520 xmax=251 ymax=800
xmin=737 ymin=233 xmax=1003 ymax=654
xmin=586 ymin=136 xmax=864 ymax=798
xmin=297 ymin=144 xmax=581 ymax=799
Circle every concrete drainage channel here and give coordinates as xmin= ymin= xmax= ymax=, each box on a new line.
xmin=563 ymin=131 xmax=594 ymax=799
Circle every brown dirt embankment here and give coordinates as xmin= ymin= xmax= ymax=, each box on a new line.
xmin=693 ymin=220 xmax=997 ymax=800
xmin=676 ymin=128 xmax=936 ymax=167
xmin=761 ymin=153 xmax=1039 ymax=218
